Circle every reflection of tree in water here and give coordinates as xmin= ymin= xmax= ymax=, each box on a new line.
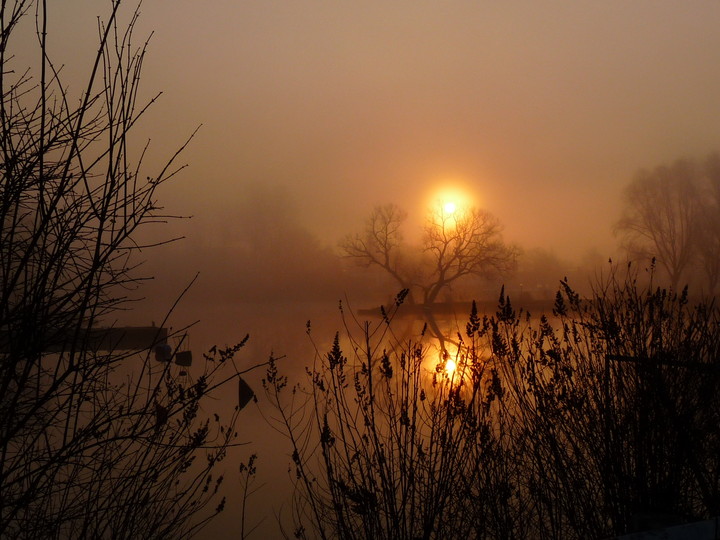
xmin=361 ymin=288 xmax=547 ymax=375
xmin=356 ymin=294 xmax=459 ymax=365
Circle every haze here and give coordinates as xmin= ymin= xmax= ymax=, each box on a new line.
xmin=52 ymin=1 xmax=720 ymax=258
xmin=80 ymin=0 xmax=719 ymax=361
xmin=18 ymin=1 xmax=720 ymax=536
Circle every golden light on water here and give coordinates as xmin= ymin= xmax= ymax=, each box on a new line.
xmin=425 ymin=336 xmax=463 ymax=378
xmin=445 ymin=358 xmax=457 ymax=375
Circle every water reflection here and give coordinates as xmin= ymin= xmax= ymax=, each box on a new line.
xmin=180 ymin=297 xmax=534 ymax=538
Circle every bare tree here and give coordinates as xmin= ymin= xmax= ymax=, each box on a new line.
xmin=696 ymin=153 xmax=720 ymax=293
xmin=341 ymin=203 xmax=517 ymax=305
xmin=340 ymin=204 xmax=412 ymax=293
xmin=615 ymin=158 xmax=703 ymax=290
xmin=0 ymin=2 xmax=253 ymax=538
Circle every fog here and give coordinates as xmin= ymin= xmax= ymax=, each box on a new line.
xmin=133 ymin=1 xmax=720 ymax=255
xmin=53 ymin=1 xmax=720 ymax=259
xmin=40 ymin=1 xmax=720 ymax=536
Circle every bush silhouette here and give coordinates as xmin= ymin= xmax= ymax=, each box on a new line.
xmin=265 ymin=266 xmax=720 ymax=538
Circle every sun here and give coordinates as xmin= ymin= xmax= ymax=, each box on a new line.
xmin=445 ymin=358 xmax=457 ymax=375
xmin=443 ymin=201 xmax=457 ymax=215
xmin=426 ymin=184 xmax=476 ymax=218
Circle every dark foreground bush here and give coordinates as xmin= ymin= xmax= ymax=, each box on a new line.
xmin=265 ymin=267 xmax=720 ymax=539
xmin=0 ymin=2 xmax=252 ymax=537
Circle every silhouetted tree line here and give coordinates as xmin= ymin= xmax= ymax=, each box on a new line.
xmin=170 ymin=184 xmax=349 ymax=304
xmin=264 ymin=265 xmax=720 ymax=539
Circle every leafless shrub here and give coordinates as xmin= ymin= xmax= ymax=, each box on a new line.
xmin=266 ymin=265 xmax=720 ymax=538
xmin=0 ymin=2 xmax=253 ymax=538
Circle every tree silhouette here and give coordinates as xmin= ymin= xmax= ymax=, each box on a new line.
xmin=696 ymin=153 xmax=720 ymax=293
xmin=615 ymin=158 xmax=703 ymax=290
xmin=341 ymin=202 xmax=517 ymax=305
xmin=0 ymin=2 xmax=251 ymax=537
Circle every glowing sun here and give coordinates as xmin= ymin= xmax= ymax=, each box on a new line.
xmin=427 ymin=183 xmax=476 ymax=218
xmin=445 ymin=358 xmax=457 ymax=375
xmin=443 ymin=201 xmax=457 ymax=215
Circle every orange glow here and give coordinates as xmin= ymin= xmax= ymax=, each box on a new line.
xmin=443 ymin=201 xmax=457 ymax=215
xmin=445 ymin=358 xmax=457 ymax=375
xmin=426 ymin=184 xmax=477 ymax=218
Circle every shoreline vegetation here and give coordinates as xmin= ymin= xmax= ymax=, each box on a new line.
xmin=264 ymin=269 xmax=720 ymax=539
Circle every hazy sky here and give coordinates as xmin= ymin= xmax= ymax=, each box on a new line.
xmin=55 ymin=1 xmax=720 ymax=257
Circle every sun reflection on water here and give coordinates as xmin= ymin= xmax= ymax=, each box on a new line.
xmin=444 ymin=357 xmax=457 ymax=375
